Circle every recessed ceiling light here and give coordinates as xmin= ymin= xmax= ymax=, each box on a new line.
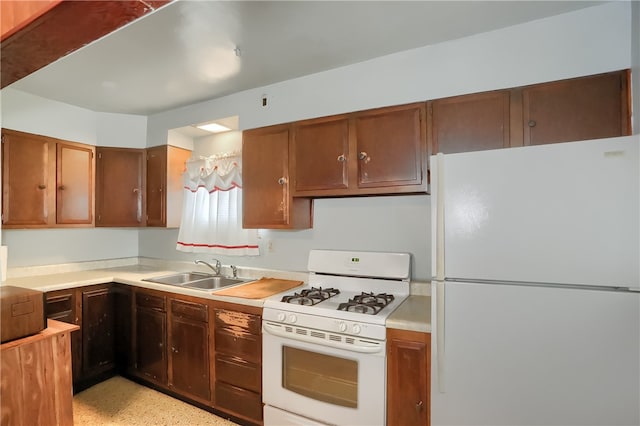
xmin=196 ymin=122 xmax=232 ymax=133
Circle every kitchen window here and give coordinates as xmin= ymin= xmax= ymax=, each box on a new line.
xmin=176 ymin=153 xmax=259 ymax=256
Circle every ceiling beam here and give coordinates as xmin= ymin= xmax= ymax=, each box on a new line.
xmin=0 ymin=0 xmax=173 ymax=89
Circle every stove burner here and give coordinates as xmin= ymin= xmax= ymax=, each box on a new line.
xmin=337 ymin=292 xmax=395 ymax=315
xmin=281 ymin=287 xmax=340 ymax=306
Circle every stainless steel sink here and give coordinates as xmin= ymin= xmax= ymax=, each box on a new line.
xmin=183 ymin=276 xmax=247 ymax=290
xmin=142 ymin=272 xmax=249 ymax=291
xmin=142 ymin=272 xmax=213 ymax=285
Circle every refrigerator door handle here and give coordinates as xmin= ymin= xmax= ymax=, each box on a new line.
xmin=436 ymin=280 xmax=446 ymax=393
xmin=434 ymin=153 xmax=446 ymax=393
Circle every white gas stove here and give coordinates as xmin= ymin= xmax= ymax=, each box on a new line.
xmin=262 ymin=249 xmax=411 ymax=426
xmin=263 ymin=249 xmax=411 ymax=340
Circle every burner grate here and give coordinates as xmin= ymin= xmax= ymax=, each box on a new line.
xmin=281 ymin=287 xmax=340 ymax=306
xmin=337 ymin=292 xmax=396 ymax=315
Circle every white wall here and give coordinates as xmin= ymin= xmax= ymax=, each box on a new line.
xmin=0 ymin=91 xmax=147 ymax=268
xmin=0 ymin=2 xmax=633 ymax=280
xmin=143 ymin=2 xmax=632 ymax=280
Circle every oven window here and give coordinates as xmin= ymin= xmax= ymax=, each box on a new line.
xmin=282 ymin=346 xmax=358 ymax=408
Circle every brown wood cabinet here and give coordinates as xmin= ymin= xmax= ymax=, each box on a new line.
xmin=81 ymin=285 xmax=115 ymax=379
xmin=243 ymin=124 xmax=312 ymax=229
xmin=212 ymin=301 xmax=263 ymax=424
xmin=95 ymin=146 xmax=145 ymax=227
xmin=387 ymin=329 xmax=431 ymax=426
xmin=2 ymin=128 xmax=95 ymax=228
xmin=429 ymin=90 xmax=511 ymax=155
xmin=429 ymin=70 xmax=630 ymax=158
xmin=521 ymin=70 xmax=630 ymax=146
xmin=168 ymin=298 xmax=210 ymax=402
xmin=45 ymin=283 xmax=120 ymax=392
xmin=146 ymin=145 xmax=191 ymax=227
xmin=291 ymin=102 xmax=427 ymax=197
xmin=0 ymin=320 xmax=78 ymax=426
xmin=134 ymin=290 xmax=167 ymax=384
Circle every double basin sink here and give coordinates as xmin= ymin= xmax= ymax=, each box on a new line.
xmin=142 ymin=271 xmax=250 ymax=291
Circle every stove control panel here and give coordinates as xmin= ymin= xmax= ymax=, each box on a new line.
xmin=263 ymin=308 xmax=387 ymax=341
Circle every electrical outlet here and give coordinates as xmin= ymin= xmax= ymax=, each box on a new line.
xmin=267 ymin=240 xmax=274 ymax=253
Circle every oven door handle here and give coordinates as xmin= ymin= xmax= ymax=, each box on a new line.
xmin=263 ymin=322 xmax=384 ymax=354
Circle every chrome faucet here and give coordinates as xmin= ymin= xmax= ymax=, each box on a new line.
xmin=195 ymin=259 xmax=221 ymax=275
xmin=230 ymin=265 xmax=238 ymax=278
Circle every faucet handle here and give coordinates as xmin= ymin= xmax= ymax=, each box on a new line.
xmin=230 ymin=265 xmax=238 ymax=278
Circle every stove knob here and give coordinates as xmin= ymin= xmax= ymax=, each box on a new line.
xmin=277 ymin=312 xmax=286 ymax=322
xmin=288 ymin=314 xmax=297 ymax=323
xmin=352 ymin=324 xmax=362 ymax=334
xmin=338 ymin=322 xmax=347 ymax=332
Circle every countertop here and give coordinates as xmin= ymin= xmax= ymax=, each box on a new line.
xmin=2 ymin=264 xmax=291 ymax=307
xmin=386 ymin=295 xmax=431 ymax=333
xmin=3 ymin=260 xmax=431 ymax=331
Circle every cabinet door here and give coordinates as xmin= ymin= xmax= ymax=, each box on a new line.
xmin=81 ymin=286 xmax=115 ymax=377
xmin=95 ymin=147 xmax=144 ymax=226
xmin=291 ymin=116 xmax=350 ymax=194
xmin=243 ymin=124 xmax=312 ymax=229
xmin=387 ymin=329 xmax=430 ymax=426
xmin=135 ymin=306 xmax=167 ymax=384
xmin=1 ymin=129 xmax=53 ymax=226
xmin=523 ymin=70 xmax=630 ymax=146
xmin=430 ymin=91 xmax=510 ymax=154
xmin=169 ymin=315 xmax=210 ymax=401
xmin=112 ymin=284 xmax=132 ymax=374
xmin=57 ymin=142 xmax=94 ymax=224
xmin=146 ymin=145 xmax=167 ymax=227
xmin=354 ymin=103 xmax=426 ymax=192
xmin=45 ymin=289 xmax=82 ymax=383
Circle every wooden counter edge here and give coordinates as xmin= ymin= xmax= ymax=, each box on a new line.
xmin=1 ymin=319 xmax=79 ymax=351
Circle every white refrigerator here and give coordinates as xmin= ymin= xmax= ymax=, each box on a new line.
xmin=430 ymin=135 xmax=640 ymax=425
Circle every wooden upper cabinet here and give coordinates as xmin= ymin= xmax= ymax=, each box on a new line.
xmin=243 ymin=124 xmax=312 ymax=229
xmin=146 ymin=145 xmax=191 ymax=228
xmin=291 ymin=116 xmax=350 ymax=194
xmin=57 ymin=142 xmax=95 ymax=225
xmin=354 ymin=103 xmax=426 ymax=192
xmin=522 ymin=70 xmax=630 ymax=146
xmin=1 ymin=128 xmax=94 ymax=228
xmin=290 ymin=103 xmax=427 ymax=197
xmin=96 ymin=147 xmax=145 ymax=227
xmin=429 ymin=90 xmax=511 ymax=155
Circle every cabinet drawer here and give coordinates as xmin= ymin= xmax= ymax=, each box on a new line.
xmin=215 ymin=328 xmax=260 ymax=363
xmin=215 ymin=354 xmax=261 ymax=393
xmin=171 ymin=299 xmax=207 ymax=322
xmin=45 ymin=292 xmax=74 ymax=316
xmin=215 ymin=381 xmax=263 ymax=421
xmin=214 ymin=309 xmax=260 ymax=334
xmin=136 ymin=293 xmax=165 ymax=311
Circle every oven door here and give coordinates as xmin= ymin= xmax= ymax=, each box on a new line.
xmin=262 ymin=320 xmax=386 ymax=426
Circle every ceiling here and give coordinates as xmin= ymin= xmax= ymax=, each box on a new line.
xmin=6 ymin=1 xmax=603 ymax=117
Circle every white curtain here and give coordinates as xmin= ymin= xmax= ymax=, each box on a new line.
xmin=176 ymin=153 xmax=259 ymax=256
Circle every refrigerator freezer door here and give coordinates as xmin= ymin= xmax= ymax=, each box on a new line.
xmin=439 ymin=135 xmax=639 ymax=289
xmin=431 ymin=281 xmax=640 ymax=426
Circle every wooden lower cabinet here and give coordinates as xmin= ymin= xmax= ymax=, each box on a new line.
xmin=45 ymin=283 xmax=119 ymax=392
xmin=168 ymin=298 xmax=210 ymax=402
xmin=213 ymin=301 xmax=263 ymax=424
xmin=134 ymin=290 xmax=168 ymax=384
xmin=0 ymin=320 xmax=79 ymax=426
xmin=386 ymin=329 xmax=431 ymax=426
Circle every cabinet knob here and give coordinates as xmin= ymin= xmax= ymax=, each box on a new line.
xmin=358 ymin=151 xmax=368 ymax=161
xmin=38 ymin=184 xmax=46 ymax=190
xmin=133 ymin=188 xmax=139 ymax=193
xmin=277 ymin=177 xmax=287 ymax=185
xmin=416 ymin=400 xmax=423 ymax=412
xmin=337 ymin=154 xmax=346 ymax=162
xmin=58 ymin=185 xmax=66 ymax=191
xmin=528 ymin=120 xmax=537 ymax=127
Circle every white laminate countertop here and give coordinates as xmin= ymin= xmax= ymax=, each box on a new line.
xmin=1 ymin=264 xmax=300 ymax=308
xmin=386 ymin=295 xmax=431 ymax=333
